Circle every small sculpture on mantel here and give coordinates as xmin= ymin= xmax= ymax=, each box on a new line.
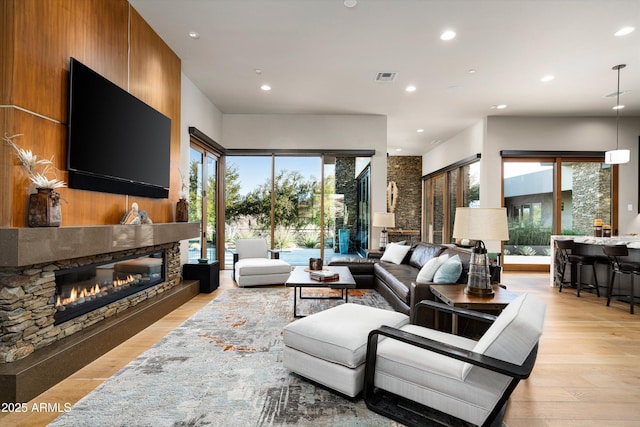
xmin=139 ymin=209 xmax=152 ymax=224
xmin=121 ymin=202 xmax=139 ymax=224
xmin=120 ymin=202 xmax=152 ymax=225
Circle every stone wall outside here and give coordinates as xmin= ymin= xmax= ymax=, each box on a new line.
xmin=387 ymin=156 xmax=422 ymax=241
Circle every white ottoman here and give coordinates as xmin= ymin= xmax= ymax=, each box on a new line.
xmin=283 ymin=303 xmax=409 ymax=397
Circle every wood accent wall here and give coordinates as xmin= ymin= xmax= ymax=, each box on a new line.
xmin=0 ymin=0 xmax=181 ymax=227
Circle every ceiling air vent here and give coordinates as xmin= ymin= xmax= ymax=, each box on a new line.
xmin=375 ymin=72 xmax=398 ymax=82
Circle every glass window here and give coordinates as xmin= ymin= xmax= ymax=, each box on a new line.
xmin=224 ymin=154 xmax=370 ymax=267
xmin=423 ymin=158 xmax=480 ymax=244
xmin=188 ymin=145 xmax=220 ymax=263
xmin=502 ymin=157 xmax=611 ymax=267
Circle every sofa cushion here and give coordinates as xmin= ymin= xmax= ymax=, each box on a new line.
xmin=416 ymin=254 xmax=449 ymax=282
xmin=433 ymin=255 xmax=463 ymax=284
xmin=380 ymin=243 xmax=411 ymax=265
xmin=441 ymin=246 xmax=472 ymax=284
xmin=235 ymin=258 xmax=291 ymax=276
xmin=408 ymin=243 xmax=447 ymax=269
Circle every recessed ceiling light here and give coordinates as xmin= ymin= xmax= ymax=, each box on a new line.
xmin=468 ymin=68 xmax=477 ymax=74
xmin=613 ymin=104 xmax=625 ymax=110
xmin=440 ymin=30 xmax=456 ymax=41
xmin=417 ymin=129 xmax=424 ymax=133
xmin=615 ymin=26 xmax=635 ymax=36
xmin=540 ymin=75 xmax=555 ymax=83
xmin=188 ymin=31 xmax=200 ymax=39
xmin=395 ymin=148 xmax=402 ymax=152
xmin=491 ymin=104 xmax=508 ymax=110
xmin=260 ymin=84 xmax=271 ymax=91
xmin=344 ymin=0 xmax=357 ymax=7
xmin=255 ymin=69 xmax=262 ymax=75
xmin=405 ymin=85 xmax=417 ymax=92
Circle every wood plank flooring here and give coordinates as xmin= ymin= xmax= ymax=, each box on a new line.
xmin=1 ymin=271 xmax=639 ymax=426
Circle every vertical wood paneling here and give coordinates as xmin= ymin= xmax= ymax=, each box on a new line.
xmin=13 ymin=0 xmax=129 ymax=122
xmin=129 ymin=7 xmax=182 ymax=223
xmin=2 ymin=0 xmax=182 ymax=227
xmin=0 ymin=0 xmax=16 ymax=226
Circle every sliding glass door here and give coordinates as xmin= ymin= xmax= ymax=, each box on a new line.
xmin=224 ymin=153 xmax=371 ymax=267
xmin=187 ymin=144 xmax=220 ymax=263
xmin=502 ymin=156 xmax=613 ymax=268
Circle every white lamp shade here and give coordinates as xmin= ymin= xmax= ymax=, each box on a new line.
xmin=605 ymin=149 xmax=630 ymax=164
xmin=373 ymin=212 xmax=395 ymax=228
xmin=452 ymin=208 xmax=509 ymax=241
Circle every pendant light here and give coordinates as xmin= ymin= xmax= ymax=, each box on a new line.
xmin=605 ymin=64 xmax=629 ymax=164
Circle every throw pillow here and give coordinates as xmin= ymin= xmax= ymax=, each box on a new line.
xmin=433 ymin=255 xmax=463 ymax=283
xmin=380 ymin=242 xmax=411 ymax=265
xmin=416 ymin=254 xmax=449 ymax=282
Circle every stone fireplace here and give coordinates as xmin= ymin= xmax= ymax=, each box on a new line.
xmin=53 ymin=250 xmax=167 ymax=325
xmin=0 ymin=223 xmax=199 ymax=403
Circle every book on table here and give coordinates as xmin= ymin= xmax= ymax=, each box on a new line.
xmin=310 ymin=270 xmax=339 ymax=282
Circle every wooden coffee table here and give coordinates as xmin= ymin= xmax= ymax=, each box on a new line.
xmin=285 ymin=266 xmax=356 ymax=317
xmin=430 ymin=284 xmax=519 ymax=334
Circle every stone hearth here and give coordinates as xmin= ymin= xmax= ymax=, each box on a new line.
xmin=0 ymin=223 xmax=199 ymax=403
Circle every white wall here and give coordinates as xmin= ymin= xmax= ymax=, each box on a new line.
xmin=223 ymin=114 xmax=388 ymax=249
xmin=425 ymin=115 xmax=640 ymax=235
xmin=422 ymin=119 xmax=485 ymax=177
xmin=180 ymin=72 xmax=223 ymax=262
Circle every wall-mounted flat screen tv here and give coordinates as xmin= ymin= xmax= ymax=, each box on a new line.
xmin=67 ymin=57 xmax=171 ymax=198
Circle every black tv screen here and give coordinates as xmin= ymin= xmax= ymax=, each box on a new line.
xmin=67 ymin=57 xmax=171 ymax=198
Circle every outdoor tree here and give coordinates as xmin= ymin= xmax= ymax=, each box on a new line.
xmin=240 ymin=170 xmax=316 ymax=229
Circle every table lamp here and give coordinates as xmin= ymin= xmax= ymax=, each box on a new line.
xmin=373 ymin=212 xmax=395 ymax=251
xmin=452 ymin=207 xmax=509 ymax=297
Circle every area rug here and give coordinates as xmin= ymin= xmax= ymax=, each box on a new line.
xmin=48 ymin=287 xmax=402 ymax=427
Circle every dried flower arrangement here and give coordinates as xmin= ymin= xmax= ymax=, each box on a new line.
xmin=3 ymin=133 xmax=67 ymax=190
xmin=178 ymin=168 xmax=188 ymax=200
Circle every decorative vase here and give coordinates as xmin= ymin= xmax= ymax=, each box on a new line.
xmin=28 ymin=188 xmax=61 ymax=227
xmin=176 ymin=198 xmax=189 ymax=222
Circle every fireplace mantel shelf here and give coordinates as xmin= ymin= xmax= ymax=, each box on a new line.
xmin=0 ymin=223 xmax=199 ymax=267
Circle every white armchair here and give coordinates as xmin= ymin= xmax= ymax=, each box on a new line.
xmin=363 ymin=293 xmax=546 ymax=427
xmin=232 ymin=238 xmax=291 ymax=287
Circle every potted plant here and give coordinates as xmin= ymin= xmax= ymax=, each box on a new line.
xmin=3 ymin=133 xmax=66 ymax=227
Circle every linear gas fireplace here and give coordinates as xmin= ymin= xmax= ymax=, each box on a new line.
xmin=53 ymin=251 xmax=166 ymax=324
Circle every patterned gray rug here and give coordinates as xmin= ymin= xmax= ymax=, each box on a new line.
xmin=48 ymin=287 xmax=402 ymax=427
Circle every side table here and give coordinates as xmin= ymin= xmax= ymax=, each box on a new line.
xmin=429 ymin=284 xmax=519 ymax=335
xmin=183 ymin=260 xmax=220 ymax=293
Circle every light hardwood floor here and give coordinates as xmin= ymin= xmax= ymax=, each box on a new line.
xmin=1 ymin=271 xmax=639 ymax=426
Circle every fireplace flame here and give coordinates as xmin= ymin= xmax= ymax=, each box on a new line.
xmin=55 ymin=274 xmax=136 ymax=309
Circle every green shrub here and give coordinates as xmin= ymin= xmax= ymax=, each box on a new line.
xmin=507 ymin=222 xmax=551 ymax=246
xmin=298 ymin=232 xmax=320 ymax=248
xmin=274 ymin=227 xmax=297 ymax=249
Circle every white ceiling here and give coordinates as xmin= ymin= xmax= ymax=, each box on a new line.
xmin=130 ymin=0 xmax=640 ymax=156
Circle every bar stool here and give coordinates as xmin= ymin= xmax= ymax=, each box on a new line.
xmin=602 ymin=244 xmax=640 ymax=314
xmin=555 ymin=239 xmax=600 ymax=297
